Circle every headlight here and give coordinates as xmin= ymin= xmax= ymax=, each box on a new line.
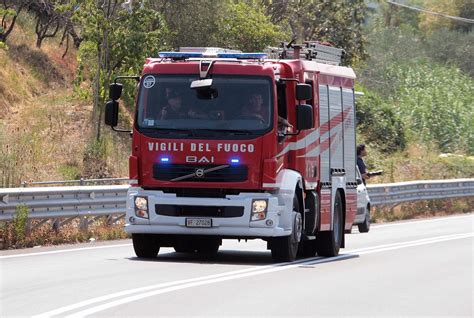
xmin=251 ymin=199 xmax=268 ymax=221
xmin=134 ymin=196 xmax=149 ymax=219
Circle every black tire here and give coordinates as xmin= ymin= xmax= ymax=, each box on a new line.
xmin=315 ymin=191 xmax=344 ymax=257
xmin=271 ymin=196 xmax=302 ymax=262
xmin=358 ymin=205 xmax=370 ymax=233
xmin=298 ymin=239 xmax=318 ymax=258
xmin=196 ymin=238 xmax=220 ymax=258
xmin=132 ymin=234 xmax=160 ymax=258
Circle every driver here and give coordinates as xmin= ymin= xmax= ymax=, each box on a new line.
xmin=160 ymin=90 xmax=186 ymax=119
xmin=241 ymin=93 xmax=268 ymax=122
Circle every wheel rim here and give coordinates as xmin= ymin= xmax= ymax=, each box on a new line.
xmin=334 ymin=197 xmax=342 ymax=246
xmin=293 ymin=213 xmax=303 ymax=242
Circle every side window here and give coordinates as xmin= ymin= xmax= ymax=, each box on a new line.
xmin=277 ymin=81 xmax=287 ymax=120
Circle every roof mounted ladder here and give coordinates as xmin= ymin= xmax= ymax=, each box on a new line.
xmin=265 ymin=41 xmax=345 ymax=65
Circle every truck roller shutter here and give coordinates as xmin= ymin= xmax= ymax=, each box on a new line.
xmin=319 ymin=85 xmax=330 ymax=183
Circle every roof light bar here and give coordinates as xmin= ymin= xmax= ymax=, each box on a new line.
xmin=159 ymin=51 xmax=267 ymax=60
xmin=217 ymin=53 xmax=267 ymax=59
xmin=159 ymin=52 xmax=203 ymax=59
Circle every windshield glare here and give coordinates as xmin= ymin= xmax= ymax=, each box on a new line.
xmin=137 ymin=75 xmax=273 ymax=133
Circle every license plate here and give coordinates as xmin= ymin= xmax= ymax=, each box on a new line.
xmin=186 ymin=218 xmax=212 ymax=228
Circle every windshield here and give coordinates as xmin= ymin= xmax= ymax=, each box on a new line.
xmin=136 ymin=75 xmax=273 ymax=135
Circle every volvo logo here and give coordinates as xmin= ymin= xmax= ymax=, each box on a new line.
xmin=170 ymin=164 xmax=230 ymax=182
xmin=195 ymin=168 xmax=205 ymax=178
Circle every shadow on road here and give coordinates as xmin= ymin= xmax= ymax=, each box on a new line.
xmin=127 ymin=250 xmax=360 ymax=266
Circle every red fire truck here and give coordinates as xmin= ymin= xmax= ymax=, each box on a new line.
xmin=105 ymin=42 xmax=357 ymax=262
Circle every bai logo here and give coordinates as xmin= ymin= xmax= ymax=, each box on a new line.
xmin=186 ymin=156 xmax=215 ymax=163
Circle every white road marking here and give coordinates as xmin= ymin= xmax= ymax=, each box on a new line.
xmin=33 ymin=232 xmax=473 ymax=318
xmin=0 ymin=244 xmax=132 ymax=259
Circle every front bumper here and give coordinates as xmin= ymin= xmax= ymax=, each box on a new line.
xmin=125 ymin=188 xmax=290 ymax=238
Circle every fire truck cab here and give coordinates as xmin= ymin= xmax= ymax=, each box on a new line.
xmin=105 ymin=43 xmax=357 ymax=262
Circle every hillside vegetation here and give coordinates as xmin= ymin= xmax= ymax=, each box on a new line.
xmin=0 ymin=1 xmax=472 ymax=184
xmin=0 ymin=0 xmax=473 ymax=248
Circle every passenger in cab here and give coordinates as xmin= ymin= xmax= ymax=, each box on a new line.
xmin=241 ymin=93 xmax=268 ymax=122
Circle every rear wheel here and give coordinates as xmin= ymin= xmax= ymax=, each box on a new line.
xmin=132 ymin=234 xmax=160 ymax=258
xmin=358 ymin=205 xmax=371 ymax=233
xmin=271 ymin=196 xmax=302 ymax=262
xmin=315 ymin=191 xmax=343 ymax=257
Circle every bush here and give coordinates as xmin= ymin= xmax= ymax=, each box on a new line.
xmin=387 ymin=61 xmax=474 ymax=154
xmin=12 ymin=205 xmax=29 ymax=244
xmin=356 ymin=89 xmax=406 ymax=154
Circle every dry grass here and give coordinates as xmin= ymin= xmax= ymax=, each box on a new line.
xmin=365 ymin=143 xmax=474 ymax=184
xmin=371 ymin=198 xmax=474 ymax=223
xmin=1 ymin=16 xmax=129 ymax=187
xmin=0 ymin=217 xmax=129 ymax=250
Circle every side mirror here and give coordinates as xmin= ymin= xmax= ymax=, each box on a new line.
xmin=105 ymin=100 xmax=119 ymax=127
xmin=109 ymin=83 xmax=123 ymax=101
xmin=296 ymin=83 xmax=312 ymax=101
xmin=296 ymin=104 xmax=313 ymax=130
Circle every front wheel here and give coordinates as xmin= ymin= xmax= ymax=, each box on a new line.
xmin=271 ymin=196 xmax=302 ymax=262
xmin=315 ymin=191 xmax=344 ymax=257
xmin=132 ymin=234 xmax=160 ymax=258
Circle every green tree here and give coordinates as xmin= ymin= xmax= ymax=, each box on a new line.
xmin=155 ymin=0 xmax=227 ymax=49
xmin=215 ymin=1 xmax=284 ymax=51
xmin=355 ymin=89 xmax=406 ymax=154
xmin=0 ymin=0 xmax=30 ymax=43
xmin=261 ymin=0 xmax=368 ymax=64
xmin=72 ymin=0 xmax=168 ymax=139
xmin=154 ymin=0 xmax=283 ymax=52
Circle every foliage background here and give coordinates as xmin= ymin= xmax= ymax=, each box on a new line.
xmin=0 ymin=0 xmax=473 ymax=248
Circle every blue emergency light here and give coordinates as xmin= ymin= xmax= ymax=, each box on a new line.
xmin=158 ymin=51 xmax=267 ymax=60
xmin=159 ymin=52 xmax=203 ymax=59
xmin=217 ymin=53 xmax=267 ymax=59
xmin=160 ymin=157 xmax=170 ymax=163
xmin=230 ymin=158 xmax=240 ymax=164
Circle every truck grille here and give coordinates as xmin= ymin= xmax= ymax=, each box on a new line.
xmin=153 ymin=164 xmax=248 ymax=182
xmin=155 ymin=204 xmax=244 ymax=218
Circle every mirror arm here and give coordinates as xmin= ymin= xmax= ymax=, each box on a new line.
xmin=111 ymin=126 xmax=132 ymax=134
xmin=114 ymin=75 xmax=140 ymax=84
xmin=283 ymin=129 xmax=301 ymax=136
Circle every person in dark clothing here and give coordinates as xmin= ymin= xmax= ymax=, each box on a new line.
xmin=357 ymin=144 xmax=369 ymax=185
xmin=160 ymin=91 xmax=186 ymax=120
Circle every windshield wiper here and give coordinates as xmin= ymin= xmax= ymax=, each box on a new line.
xmin=141 ymin=128 xmax=195 ymax=136
xmin=193 ymin=129 xmax=254 ymax=135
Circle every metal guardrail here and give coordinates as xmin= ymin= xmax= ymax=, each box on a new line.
xmin=0 ymin=179 xmax=473 ymax=223
xmin=19 ymin=178 xmax=131 ymax=187
xmin=367 ymin=178 xmax=474 ymax=205
xmin=0 ymin=185 xmax=129 ymax=223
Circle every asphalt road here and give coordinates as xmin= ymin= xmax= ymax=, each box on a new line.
xmin=1 ymin=214 xmax=473 ymax=317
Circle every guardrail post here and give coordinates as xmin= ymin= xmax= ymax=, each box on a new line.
xmin=79 ymin=216 xmax=89 ymax=232
xmin=52 ymin=219 xmax=60 ymax=233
